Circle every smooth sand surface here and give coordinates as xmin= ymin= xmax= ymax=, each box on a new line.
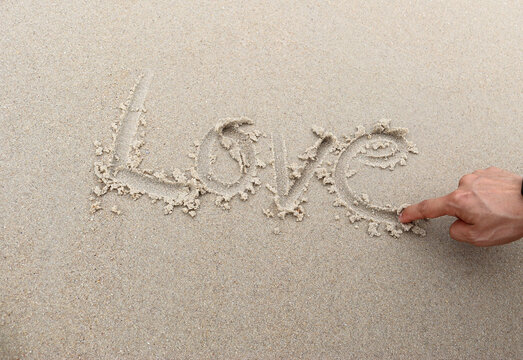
xmin=1 ymin=1 xmax=522 ymax=358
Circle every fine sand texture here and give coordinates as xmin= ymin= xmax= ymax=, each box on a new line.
xmin=1 ymin=1 xmax=522 ymax=358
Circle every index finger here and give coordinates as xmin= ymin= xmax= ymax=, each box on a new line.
xmin=399 ymin=194 xmax=456 ymax=223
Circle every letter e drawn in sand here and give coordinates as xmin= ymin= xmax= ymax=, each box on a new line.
xmin=332 ymin=120 xmax=426 ymax=237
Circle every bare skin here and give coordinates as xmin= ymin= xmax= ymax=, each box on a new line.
xmin=399 ymin=167 xmax=523 ymax=247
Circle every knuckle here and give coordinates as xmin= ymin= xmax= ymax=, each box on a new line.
xmin=449 ymin=226 xmax=459 ymax=240
xmin=467 ymin=228 xmax=489 ymax=244
xmin=459 ymin=232 xmax=475 ymax=243
xmin=448 ymin=191 xmax=461 ymax=204
xmin=459 ymin=174 xmax=475 ymax=186
xmin=467 ymin=229 xmax=478 ymax=241
xmin=449 ymin=227 xmax=467 ymax=242
xmin=450 ymin=190 xmax=473 ymax=206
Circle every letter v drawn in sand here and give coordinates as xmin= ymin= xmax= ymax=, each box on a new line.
xmin=269 ymin=127 xmax=335 ymax=221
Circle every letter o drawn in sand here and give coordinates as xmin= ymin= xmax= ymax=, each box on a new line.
xmin=196 ymin=117 xmax=259 ymax=202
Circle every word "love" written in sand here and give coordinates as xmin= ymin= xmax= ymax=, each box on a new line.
xmin=91 ymin=70 xmax=426 ymax=238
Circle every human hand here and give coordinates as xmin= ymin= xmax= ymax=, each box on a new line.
xmin=399 ymin=167 xmax=523 ymax=246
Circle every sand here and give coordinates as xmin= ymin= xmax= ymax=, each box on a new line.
xmin=1 ymin=1 xmax=522 ymax=358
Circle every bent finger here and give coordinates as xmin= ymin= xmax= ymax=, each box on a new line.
xmin=399 ymin=195 xmax=456 ymax=223
xmin=449 ymin=219 xmax=474 ymax=243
